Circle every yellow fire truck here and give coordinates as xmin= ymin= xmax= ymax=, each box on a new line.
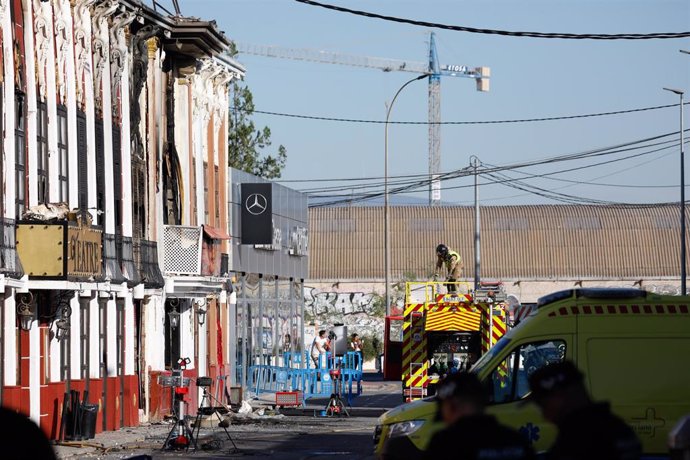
xmin=402 ymin=281 xmax=509 ymax=401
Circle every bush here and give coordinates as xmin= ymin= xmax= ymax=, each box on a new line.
xmin=360 ymin=334 xmax=382 ymax=361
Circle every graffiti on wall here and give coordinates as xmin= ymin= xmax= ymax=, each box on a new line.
xmin=304 ymin=288 xmax=386 ymax=337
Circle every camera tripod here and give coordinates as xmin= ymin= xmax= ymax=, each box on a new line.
xmin=325 ymin=368 xmax=350 ymax=417
xmin=191 ymin=382 xmax=240 ymax=453
xmin=162 ymin=384 xmax=197 ymax=450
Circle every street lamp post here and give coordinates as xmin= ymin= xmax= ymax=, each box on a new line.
xmin=663 ymin=87 xmax=686 ymax=294
xmin=384 ymin=75 xmax=426 ymax=316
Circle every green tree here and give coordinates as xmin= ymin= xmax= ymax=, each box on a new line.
xmin=228 ymin=44 xmax=287 ymax=179
xmin=361 ymin=334 xmax=382 ymax=362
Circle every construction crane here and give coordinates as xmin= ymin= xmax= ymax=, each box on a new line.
xmin=232 ymin=32 xmax=490 ymax=206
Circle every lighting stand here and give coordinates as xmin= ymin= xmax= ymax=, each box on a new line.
xmin=192 ymin=383 xmax=239 ymax=453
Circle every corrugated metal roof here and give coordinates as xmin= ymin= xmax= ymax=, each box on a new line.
xmin=309 ymin=205 xmax=688 ymax=280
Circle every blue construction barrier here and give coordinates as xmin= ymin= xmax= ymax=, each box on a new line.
xmin=249 ymin=351 xmax=364 ymax=403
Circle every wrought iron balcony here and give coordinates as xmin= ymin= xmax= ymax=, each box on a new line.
xmin=103 ymin=234 xmax=125 ymax=283
xmin=116 ymin=235 xmax=140 ymax=287
xmin=140 ymin=239 xmax=165 ymax=288
xmin=0 ymin=218 xmax=23 ymax=279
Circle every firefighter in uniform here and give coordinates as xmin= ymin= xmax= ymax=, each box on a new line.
xmin=424 ymin=372 xmax=534 ymax=460
xmin=435 ymin=244 xmax=463 ymax=293
xmin=528 ymin=361 xmax=641 ymax=460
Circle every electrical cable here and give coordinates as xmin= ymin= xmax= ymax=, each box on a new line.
xmin=480 ymin=172 xmax=682 ymax=206
xmin=294 ymin=0 xmax=690 ymax=40
xmin=232 ymin=102 xmax=689 ymax=126
xmin=483 ymin=171 xmax=614 ymax=205
xmin=305 ymin=131 xmax=684 ymax=198
xmin=308 ymin=134 xmax=686 ymax=206
xmin=297 ymin=128 xmax=686 ymax=191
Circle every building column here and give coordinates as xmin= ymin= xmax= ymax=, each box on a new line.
xmin=69 ymin=296 xmax=81 ymax=380
xmin=124 ymin=295 xmax=134 ymax=375
xmin=28 ymin=315 xmax=40 ymax=424
xmin=179 ymin=300 xmax=194 ymax=367
xmin=228 ymin=291 xmax=237 ymax=386
xmin=23 ymin=0 xmax=39 ymax=208
xmin=88 ymin=297 xmax=100 ymax=379
xmin=197 ymin=301 xmax=207 ymax=377
xmin=3 ymin=293 xmax=17 ymax=386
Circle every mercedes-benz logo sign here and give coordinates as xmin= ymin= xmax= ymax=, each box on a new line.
xmin=245 ymin=193 xmax=268 ymax=216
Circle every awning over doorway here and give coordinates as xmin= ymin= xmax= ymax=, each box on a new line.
xmin=203 ymin=225 xmax=230 ymax=240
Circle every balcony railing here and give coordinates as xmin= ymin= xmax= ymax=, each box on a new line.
xmin=140 ymin=240 xmax=165 ymax=288
xmin=103 ymin=234 xmax=126 ymax=283
xmin=0 ymin=218 xmax=23 ymax=278
xmin=116 ymin=235 xmax=140 ymax=287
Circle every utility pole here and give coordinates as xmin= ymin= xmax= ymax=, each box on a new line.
xmin=384 ymin=75 xmax=426 ymax=316
xmin=664 ymin=87 xmax=686 ymax=294
xmin=471 ymin=156 xmax=481 ymax=291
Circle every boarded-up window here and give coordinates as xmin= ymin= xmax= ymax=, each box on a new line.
xmin=113 ymin=127 xmax=123 ymax=233
xmin=191 ymin=158 xmax=197 ymax=225
xmin=57 ymin=106 xmax=68 ymax=203
xmin=203 ymin=162 xmax=209 ymax=225
xmin=15 ymin=93 xmax=26 ymax=218
xmin=214 ymin=165 xmax=220 ymax=227
xmin=95 ymin=119 xmax=105 ymax=226
xmin=36 ymin=101 xmax=48 ymax=203
xmin=132 ymin=158 xmax=147 ymax=239
xmin=77 ymin=111 xmax=88 ymax=211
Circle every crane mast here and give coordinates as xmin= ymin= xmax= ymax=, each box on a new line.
xmin=428 ymin=33 xmax=442 ymax=206
xmin=232 ymin=34 xmax=490 ymax=205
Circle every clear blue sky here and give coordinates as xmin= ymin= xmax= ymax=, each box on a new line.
xmin=181 ymin=0 xmax=690 ymax=205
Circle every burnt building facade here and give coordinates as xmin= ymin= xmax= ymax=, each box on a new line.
xmin=0 ymin=0 xmax=243 ymax=438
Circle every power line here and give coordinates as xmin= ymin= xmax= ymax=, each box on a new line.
xmin=309 ymin=132 xmax=686 ymax=206
xmin=234 ymin=102 xmax=688 ymax=126
xmin=294 ymin=0 xmax=690 ymax=40
xmin=484 ymin=171 xmax=613 ymax=205
xmin=306 ymin=131 xmax=683 ymax=197
xmin=298 ymin=130 xmax=682 ymax=189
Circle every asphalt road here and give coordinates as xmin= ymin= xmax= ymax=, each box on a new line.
xmin=56 ymin=375 xmax=400 ymax=460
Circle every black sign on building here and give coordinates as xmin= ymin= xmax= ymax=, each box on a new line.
xmin=241 ymin=183 xmax=273 ymax=245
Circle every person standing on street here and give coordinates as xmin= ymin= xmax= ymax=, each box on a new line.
xmin=435 ymin=244 xmax=463 ymax=293
xmin=422 ymin=373 xmax=534 ymax=460
xmin=350 ymin=333 xmax=363 ymax=369
xmin=528 ymin=361 xmax=641 ymax=460
xmin=310 ymin=330 xmax=328 ymax=368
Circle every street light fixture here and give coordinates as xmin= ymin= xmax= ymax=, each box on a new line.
xmin=55 ymin=319 xmax=70 ymax=341
xmin=384 ymin=74 xmax=427 ymax=316
xmin=662 ymin=87 xmax=686 ymax=294
xmin=16 ymin=292 xmax=35 ymax=331
xmin=195 ymin=299 xmax=208 ymax=326
xmin=168 ymin=297 xmax=180 ymax=330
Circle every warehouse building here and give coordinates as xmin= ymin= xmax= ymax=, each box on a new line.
xmin=309 ymin=205 xmax=688 ymax=303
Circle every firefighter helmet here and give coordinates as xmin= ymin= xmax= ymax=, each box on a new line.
xmin=436 ymin=244 xmax=449 ymax=258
